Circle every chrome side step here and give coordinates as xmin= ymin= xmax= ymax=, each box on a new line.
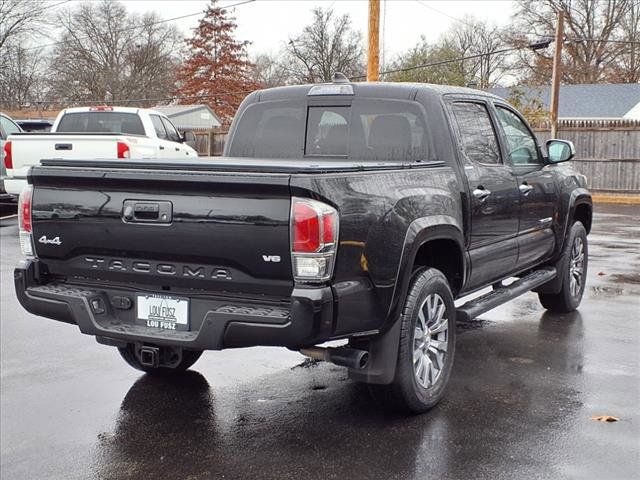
xmin=457 ymin=267 xmax=557 ymax=322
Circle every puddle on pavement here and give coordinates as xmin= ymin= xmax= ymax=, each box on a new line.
xmin=610 ymin=273 xmax=640 ymax=285
xmin=457 ymin=318 xmax=493 ymax=331
xmin=590 ymin=285 xmax=624 ymax=297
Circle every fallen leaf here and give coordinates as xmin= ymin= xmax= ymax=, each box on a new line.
xmin=591 ymin=415 xmax=619 ymax=422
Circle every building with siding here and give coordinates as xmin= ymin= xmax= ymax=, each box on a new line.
xmin=152 ymin=104 xmax=222 ymax=130
xmin=490 ymin=83 xmax=640 ymax=120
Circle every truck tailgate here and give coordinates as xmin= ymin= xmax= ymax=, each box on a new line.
xmin=10 ymin=134 xmax=130 ymax=171
xmin=29 ymin=163 xmax=293 ymax=297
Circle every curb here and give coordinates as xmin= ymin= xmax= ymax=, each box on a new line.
xmin=592 ymin=195 xmax=640 ymax=205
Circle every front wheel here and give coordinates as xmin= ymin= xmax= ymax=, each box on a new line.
xmin=118 ymin=343 xmax=203 ymax=375
xmin=539 ymin=221 xmax=588 ymax=313
xmin=370 ymin=268 xmax=456 ymax=414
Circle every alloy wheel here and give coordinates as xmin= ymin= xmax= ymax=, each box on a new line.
xmin=413 ymin=293 xmax=449 ymax=389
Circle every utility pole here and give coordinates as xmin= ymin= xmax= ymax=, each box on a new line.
xmin=549 ymin=9 xmax=565 ymax=138
xmin=367 ymin=0 xmax=380 ymax=81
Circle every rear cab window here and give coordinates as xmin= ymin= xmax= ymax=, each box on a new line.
xmin=57 ymin=112 xmax=145 ymax=135
xmin=228 ymin=97 xmax=429 ymax=162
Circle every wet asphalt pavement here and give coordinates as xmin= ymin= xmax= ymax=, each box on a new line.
xmin=1 ymin=205 xmax=639 ymax=480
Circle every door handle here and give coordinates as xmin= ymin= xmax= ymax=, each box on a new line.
xmin=519 ymin=183 xmax=534 ymax=195
xmin=472 ymin=187 xmax=491 ymax=200
xmin=159 ymin=145 xmax=165 ymax=150
xmin=175 ymin=147 xmax=180 ymax=151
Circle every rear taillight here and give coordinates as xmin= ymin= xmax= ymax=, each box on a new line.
xmin=18 ymin=185 xmax=34 ymax=256
xmin=117 ymin=142 xmax=130 ymax=159
xmin=3 ymin=141 xmax=12 ymax=169
xmin=291 ymin=198 xmax=339 ymax=282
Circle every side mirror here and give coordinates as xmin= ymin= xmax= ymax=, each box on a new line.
xmin=180 ymin=131 xmax=196 ymax=146
xmin=546 ymin=139 xmax=575 ymax=164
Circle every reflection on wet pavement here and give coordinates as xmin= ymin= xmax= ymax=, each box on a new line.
xmin=1 ymin=205 xmax=639 ymax=480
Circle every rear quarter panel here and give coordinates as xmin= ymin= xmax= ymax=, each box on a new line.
xmin=291 ymin=164 xmax=463 ymax=336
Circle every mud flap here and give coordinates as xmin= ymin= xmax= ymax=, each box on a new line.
xmin=347 ymin=319 xmax=402 ymax=385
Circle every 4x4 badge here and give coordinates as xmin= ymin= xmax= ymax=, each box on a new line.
xmin=38 ymin=235 xmax=62 ymax=246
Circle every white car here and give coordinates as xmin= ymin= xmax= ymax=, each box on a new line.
xmin=3 ymin=106 xmax=198 ymax=196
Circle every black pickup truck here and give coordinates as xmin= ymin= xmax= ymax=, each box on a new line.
xmin=14 ymin=80 xmax=591 ymax=413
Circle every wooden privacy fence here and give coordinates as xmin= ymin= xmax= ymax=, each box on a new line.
xmin=190 ymin=129 xmax=229 ymax=156
xmin=534 ymin=119 xmax=640 ymax=193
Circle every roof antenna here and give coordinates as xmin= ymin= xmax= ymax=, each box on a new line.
xmin=332 ymin=72 xmax=350 ymax=83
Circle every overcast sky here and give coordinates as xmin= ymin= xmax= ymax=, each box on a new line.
xmin=63 ymin=0 xmax=516 ymax=66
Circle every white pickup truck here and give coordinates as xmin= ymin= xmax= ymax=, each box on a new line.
xmin=2 ymin=106 xmax=198 ymax=196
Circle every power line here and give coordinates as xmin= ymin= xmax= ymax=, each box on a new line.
xmin=565 ymin=38 xmax=640 ymax=45
xmin=370 ymin=37 xmax=639 ymax=79
xmin=39 ymin=0 xmax=73 ymax=12
xmin=413 ymin=0 xmax=477 ymax=28
xmin=359 ymin=45 xmax=529 ymax=80
xmin=24 ymin=0 xmax=256 ymax=52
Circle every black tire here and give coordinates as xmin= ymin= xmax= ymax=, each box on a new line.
xmin=370 ymin=268 xmax=456 ymax=414
xmin=118 ymin=344 xmax=203 ymax=375
xmin=539 ymin=221 xmax=588 ymax=313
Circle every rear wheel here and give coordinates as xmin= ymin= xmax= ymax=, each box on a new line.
xmin=118 ymin=343 xmax=203 ymax=375
xmin=539 ymin=222 xmax=588 ymax=313
xmin=370 ymin=268 xmax=456 ymax=414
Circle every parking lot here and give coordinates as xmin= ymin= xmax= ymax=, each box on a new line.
xmin=1 ymin=204 xmax=638 ymax=480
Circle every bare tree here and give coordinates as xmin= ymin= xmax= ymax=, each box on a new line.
xmin=284 ymin=7 xmax=364 ymax=83
xmin=0 ymin=0 xmax=50 ymax=50
xmin=48 ymin=0 xmax=181 ymax=105
xmin=0 ymin=40 xmax=45 ymax=108
xmin=444 ymin=17 xmax=510 ymax=88
xmin=508 ymin=0 xmax=638 ymax=84
xmin=387 ymin=17 xmax=509 ymax=88
xmin=252 ymin=52 xmax=291 ymax=87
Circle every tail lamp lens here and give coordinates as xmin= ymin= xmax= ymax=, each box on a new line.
xmin=3 ymin=141 xmax=12 ymax=169
xmin=293 ymin=202 xmax=320 ymax=253
xmin=291 ymin=198 xmax=339 ymax=282
xmin=18 ymin=185 xmax=34 ymax=256
xmin=117 ymin=142 xmax=130 ymax=159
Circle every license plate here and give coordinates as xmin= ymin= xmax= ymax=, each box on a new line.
xmin=136 ymin=294 xmax=189 ymax=331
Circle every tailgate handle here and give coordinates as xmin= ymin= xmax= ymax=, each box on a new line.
xmin=123 ymin=200 xmax=172 ymax=223
xmin=54 ymin=143 xmax=72 ymax=150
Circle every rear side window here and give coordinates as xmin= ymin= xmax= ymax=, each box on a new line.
xmin=228 ymin=99 xmax=428 ymax=161
xmin=451 ymin=102 xmax=501 ymax=165
xmin=57 ymin=112 xmax=145 ymax=135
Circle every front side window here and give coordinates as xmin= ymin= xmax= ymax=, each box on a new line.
xmin=495 ymin=106 xmax=541 ymax=165
xmin=451 ymin=102 xmax=501 ymax=165
xmin=57 ymin=112 xmax=145 ymax=135
xmin=161 ymin=117 xmax=181 ymax=143
xmin=150 ymin=115 xmax=168 ymax=139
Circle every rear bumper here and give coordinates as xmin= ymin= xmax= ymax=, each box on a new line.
xmin=14 ymin=259 xmax=334 ymax=350
xmin=3 ymin=177 xmax=26 ymax=196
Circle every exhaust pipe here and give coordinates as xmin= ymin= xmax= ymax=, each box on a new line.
xmin=300 ymin=346 xmax=369 ymax=370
